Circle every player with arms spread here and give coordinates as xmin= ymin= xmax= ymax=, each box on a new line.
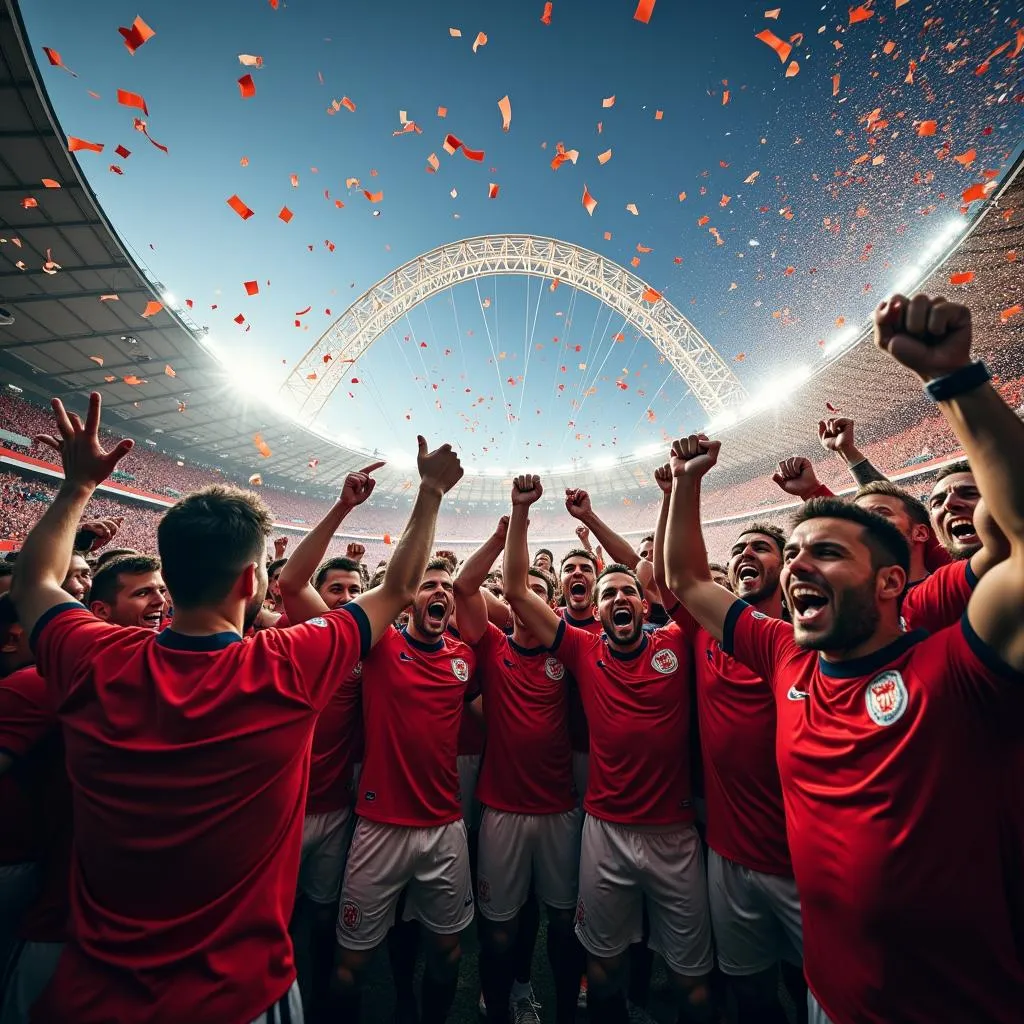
xmin=503 ymin=474 xmax=713 ymax=1024
xmin=9 ymin=395 xmax=459 ymax=1024
xmin=663 ymin=294 xmax=1024 ymax=1024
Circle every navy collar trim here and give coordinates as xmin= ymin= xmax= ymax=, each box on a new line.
xmin=508 ymin=636 xmax=547 ymax=657
xmin=607 ymin=633 xmax=649 ymax=661
xmin=401 ymin=627 xmax=444 ymax=652
xmin=817 ymin=629 xmax=928 ymax=678
xmin=562 ymin=609 xmax=597 ymax=628
xmin=156 ymin=629 xmax=242 ymax=651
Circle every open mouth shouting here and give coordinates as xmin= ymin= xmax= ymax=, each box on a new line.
xmin=611 ymin=607 xmax=633 ymax=628
xmin=788 ymin=581 xmax=830 ymax=629
xmin=945 ymin=515 xmax=978 ymax=547
xmin=142 ymin=611 xmax=163 ymax=630
xmin=569 ymin=580 xmax=589 ymax=601
xmin=735 ymin=560 xmax=762 ymax=592
xmin=425 ymin=598 xmax=449 ymax=628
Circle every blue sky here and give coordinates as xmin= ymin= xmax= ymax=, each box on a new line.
xmin=22 ymin=0 xmax=1023 ymax=471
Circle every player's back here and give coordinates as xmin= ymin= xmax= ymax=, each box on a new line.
xmin=33 ymin=603 xmax=367 ymax=1024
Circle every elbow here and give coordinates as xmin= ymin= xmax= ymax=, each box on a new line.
xmin=452 ymin=576 xmax=476 ymax=601
xmin=277 ymin=574 xmax=305 ymax=598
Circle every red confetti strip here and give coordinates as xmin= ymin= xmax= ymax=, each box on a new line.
xmin=116 ymin=89 xmax=149 ymax=115
xmin=68 ymin=136 xmax=104 ymax=153
xmin=227 ymin=194 xmax=255 ymax=219
xmin=118 ymin=15 xmax=155 ymax=55
xmin=633 ymin=0 xmax=656 ymax=24
xmin=238 ymin=74 xmax=256 ymax=99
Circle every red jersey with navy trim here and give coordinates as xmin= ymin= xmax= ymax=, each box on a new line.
xmin=306 ymin=664 xmax=363 ymax=815
xmin=551 ymin=620 xmax=695 ymax=825
xmin=474 ymin=623 xmax=575 ymax=814
xmin=900 ymin=558 xmax=976 ymax=634
xmin=557 ymin=606 xmax=602 ymax=754
xmin=724 ymin=599 xmax=1024 ymax=1024
xmin=30 ymin=602 xmax=369 ymax=1024
xmin=356 ymin=626 xmax=478 ymax=827
xmin=670 ymin=605 xmax=791 ymax=875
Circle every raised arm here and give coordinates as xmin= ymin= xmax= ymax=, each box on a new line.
xmin=11 ymin=393 xmax=133 ymax=636
xmin=504 ymin=475 xmax=562 ymax=648
xmin=818 ymin=417 xmax=888 ymax=486
xmin=663 ymin=435 xmax=737 ymax=642
xmin=650 ymin=463 xmax=675 ymax=604
xmin=771 ymin=456 xmax=829 ymax=501
xmin=279 ymin=463 xmax=384 ymax=625
xmin=565 ymin=487 xmax=640 ymax=568
xmin=874 ymin=294 xmax=1024 ymax=670
xmin=453 ymin=516 xmax=507 ymax=645
xmin=353 ymin=438 xmax=463 ymax=645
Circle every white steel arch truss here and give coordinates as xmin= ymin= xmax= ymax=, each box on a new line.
xmin=282 ymin=234 xmax=748 ymax=421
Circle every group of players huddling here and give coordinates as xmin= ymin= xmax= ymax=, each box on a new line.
xmin=0 ymin=293 xmax=1021 ymax=1024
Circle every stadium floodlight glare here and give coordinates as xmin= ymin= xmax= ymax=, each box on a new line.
xmin=589 ymin=454 xmax=618 ymax=471
xmin=486 ymin=466 xmax=508 ymax=476
xmin=632 ymin=442 xmax=663 ymax=459
xmin=162 ymin=292 xmax=178 ymax=309
xmin=893 ymin=266 xmax=923 ymax=293
xmin=821 ymin=325 xmax=861 ymax=358
xmin=705 ymin=408 xmax=738 ymax=433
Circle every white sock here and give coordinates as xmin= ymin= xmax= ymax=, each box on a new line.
xmin=510 ymin=980 xmax=533 ymax=1002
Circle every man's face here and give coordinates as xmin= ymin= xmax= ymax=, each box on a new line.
xmin=317 ymin=569 xmax=363 ymax=610
xmin=928 ymin=471 xmax=980 ymax=558
xmin=63 ymin=554 xmax=92 ymax=603
xmin=485 ymin=580 xmax=505 ymax=601
xmin=638 ymin=539 xmax=654 ymax=562
xmin=512 ymin=577 xmax=552 ymax=634
xmin=245 ymin=559 xmax=269 ymax=633
xmin=533 ymin=551 xmax=553 ymax=573
xmin=560 ymin=555 xmax=596 ymax=615
xmin=710 ymin=567 xmax=732 ymax=591
xmin=855 ymin=494 xmax=922 ymax=548
xmin=93 ymin=571 xmax=168 ymax=630
xmin=268 ymin=565 xmax=284 ymax=601
xmin=596 ymin=571 xmax=646 ymax=649
xmin=781 ymin=518 xmax=889 ymax=652
xmin=410 ymin=569 xmax=454 ymax=639
xmin=728 ymin=532 xmax=782 ymax=605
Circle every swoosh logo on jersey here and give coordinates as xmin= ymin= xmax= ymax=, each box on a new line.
xmin=399 ymin=651 xmax=415 ymax=662
xmin=787 ymin=685 xmax=809 ymax=701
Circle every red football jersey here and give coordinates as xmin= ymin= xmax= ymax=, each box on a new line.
xmin=557 ymin=607 xmax=602 ymax=754
xmin=356 ymin=626 xmax=478 ymax=827
xmin=670 ymin=606 xmax=791 ymax=875
xmin=31 ymin=602 xmax=369 ymax=1024
xmin=474 ymin=623 xmax=575 ymax=814
xmin=551 ymin=620 xmax=695 ymax=825
xmin=306 ymin=665 xmax=363 ymax=815
xmin=900 ymin=559 xmax=976 ymax=634
xmin=724 ymin=599 xmax=1024 ymax=1023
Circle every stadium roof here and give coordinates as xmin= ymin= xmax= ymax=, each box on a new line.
xmin=1 ymin=0 xmax=1022 ymax=514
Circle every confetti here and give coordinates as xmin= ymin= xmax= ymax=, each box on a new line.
xmin=133 ymin=118 xmax=168 ymax=153
xmin=449 ymin=27 xmax=462 ymax=38
xmin=244 ymin=280 xmax=259 ymax=295
xmin=227 ymin=194 xmax=255 ymax=219
xmin=118 ymin=15 xmax=155 ymax=55
xmin=363 ymin=190 xmax=384 ymax=202
xmin=472 ymin=31 xmax=488 ymax=53
xmin=582 ymin=184 xmax=598 ymax=216
xmin=540 ymin=2 xmax=553 ymax=25
xmin=1000 ymin=305 xmax=1022 ymax=323
xmin=238 ymin=74 xmax=256 ymax=99
xmin=722 ymin=90 xmax=730 ymax=105
xmin=642 ymin=287 xmax=662 ymax=302
xmin=278 ymin=206 xmax=293 ymax=222
xmin=249 ymin=474 xmax=263 ymax=486
xmin=437 ymin=106 xmax=448 ymax=118
xmin=832 ymin=74 xmax=840 ymax=96
xmin=116 ymin=89 xmax=149 ymax=115
xmin=426 ymin=153 xmax=440 ymax=172
xmin=755 ymin=29 xmax=792 ymax=63
xmin=498 ymin=95 xmax=512 ymax=132
xmin=633 ymin=0 xmax=656 ymax=24
xmin=948 ymin=272 xmax=975 ymax=285
xmin=953 ymin=149 xmax=976 ymax=167
xmin=917 ymin=120 xmax=937 ymax=137
xmin=597 ymin=148 xmax=612 ymax=164
xmin=848 ymin=5 xmax=873 ymax=24
xmin=115 ymin=144 xmax=131 ymax=159
xmin=238 ymin=54 xmax=263 ymax=67
xmin=20 ymin=197 xmax=38 ymax=209
xmin=602 ymin=95 xmax=616 ymax=108
xmin=961 ymin=182 xmax=992 ymax=204
xmin=743 ymin=170 xmax=761 ymax=183
xmin=551 ymin=141 xmax=580 ymax=170
xmin=785 ymin=60 xmax=799 ymax=77
xmin=41 ymin=47 xmax=77 ymax=76
xmin=764 ymin=7 xmax=780 ymax=17
xmin=625 ymin=202 xmax=639 ymax=215
xmin=68 ymin=137 xmax=104 ymax=153
xmin=123 ymin=375 xmax=145 ymax=386
xmin=488 ymin=182 xmax=500 ymax=199
xmin=140 ymin=300 xmax=163 ymax=318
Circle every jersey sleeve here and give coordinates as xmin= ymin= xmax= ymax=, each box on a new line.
xmin=721 ymin=600 xmax=803 ymax=695
xmin=939 ymin=616 xmax=1024 ymax=713
xmin=30 ymin=604 xmax=135 ymax=705
xmin=666 ymin=600 xmax=701 ymax=640
xmin=0 ymin=670 xmax=56 ymax=759
xmin=259 ymin=603 xmax=371 ymax=711
xmin=549 ymin=619 xmax=602 ymax=680
xmin=901 ymin=561 xmax=976 ymax=634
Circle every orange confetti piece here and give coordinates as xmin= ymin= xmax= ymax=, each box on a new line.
xmin=123 ymin=375 xmax=144 ymax=386
xmin=948 ymin=271 xmax=975 ymax=285
xmin=164 ymin=365 xmax=176 ymax=378
xmin=488 ymin=182 xmax=500 ymax=199
xmin=449 ymin=27 xmax=462 ymax=38
xmin=953 ymin=148 xmax=976 ymax=167
xmin=678 ymin=191 xmax=687 ymax=201
xmin=848 ymin=5 xmax=873 ymax=24
xmin=437 ymin=105 xmax=448 ymax=118
xmin=227 ymin=194 xmax=254 ymax=219
xmin=602 ymin=95 xmax=616 ymax=108
xmin=722 ymin=90 xmax=730 ymax=105
xmin=1012 ymin=29 xmax=1024 ymax=59
xmin=42 ymin=47 xmax=77 ymax=77
xmin=882 ymin=40 xmax=895 ymax=55
xmin=238 ymin=54 xmax=263 ymax=67
xmin=132 ymin=117 xmax=168 ymax=153
xmin=785 ymin=60 xmax=799 ymax=77
xmin=551 ymin=141 xmax=580 ymax=170
xmin=426 ymin=153 xmax=440 ymax=173
xmin=720 ymin=194 xmax=731 ymax=207
xmin=637 ymin=244 xmax=653 ymax=253
xmin=697 ymin=215 xmax=710 ymax=226
xmin=116 ymin=88 xmax=149 ymax=115
xmin=234 ymin=314 xmax=246 ymax=325
xmin=917 ymin=120 xmax=937 ymax=137
xmin=20 ymin=197 xmax=38 ymax=209
xmin=68 ymin=136 xmax=104 ymax=154
xmin=597 ymin=148 xmax=612 ymax=165
xmin=363 ymin=190 xmax=384 ymax=202
xmin=962 ymin=182 xmax=991 ymax=204
xmin=832 ymin=74 xmax=840 ymax=96
xmin=118 ymin=15 xmax=155 ymax=55
xmin=103 ymin=375 xmax=116 ymax=383
xmin=249 ymin=474 xmax=263 ymax=486
xmin=462 ymin=146 xmax=485 ymax=162
xmin=238 ymin=74 xmax=256 ymax=99
xmin=290 ymin=173 xmax=299 ymax=187
xmin=582 ymin=184 xmax=598 ymax=216
xmin=89 ymin=355 xmax=104 ymax=366
xmin=278 ymin=206 xmax=293 ymax=223
xmin=633 ymin=0 xmax=656 ymax=23
xmin=1000 ymin=305 xmax=1022 ymax=323
xmin=244 ymin=280 xmax=259 ymax=295
xmin=341 ymin=96 xmax=356 ymax=112
xmin=603 ymin=231 xmax=613 ymax=240
xmin=472 ymin=31 xmax=488 ymax=53
xmin=253 ymin=433 xmax=273 ymax=458
xmin=641 ymin=287 xmax=661 ymax=302
xmin=540 ymin=1 xmax=554 ymax=24
xmin=654 ymin=109 xmax=663 ymax=120
xmin=631 ymin=257 xmax=641 ymax=268
xmin=755 ymin=29 xmax=792 ymax=63
xmin=140 ymin=300 xmax=163 ymax=318
xmin=626 ymin=202 xmax=639 ymax=215
xmin=496 ymin=94 xmax=513 ymax=133
xmin=99 ymin=294 xmax=119 ymax=302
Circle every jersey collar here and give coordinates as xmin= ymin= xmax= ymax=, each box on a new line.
xmin=561 ymin=608 xmax=597 ymax=628
xmin=401 ymin=627 xmax=444 ymax=652
xmin=508 ymin=636 xmax=547 ymax=657
xmin=606 ymin=633 xmax=650 ymax=661
xmin=817 ymin=629 xmax=928 ymax=678
xmin=157 ymin=629 xmax=242 ymax=651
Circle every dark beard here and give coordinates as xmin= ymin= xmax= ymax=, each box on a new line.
xmin=796 ymin=578 xmax=880 ymax=652
xmin=738 ymin=573 xmax=780 ymax=606
xmin=603 ymin=613 xmax=643 ymax=649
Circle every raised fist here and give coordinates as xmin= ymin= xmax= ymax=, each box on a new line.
xmin=76 ymin=517 xmax=122 ymax=553
xmin=345 ymin=542 xmax=367 ymax=562
xmin=771 ymin=456 xmax=821 ymax=499
xmin=653 ymin=463 xmax=672 ymax=494
xmin=417 ymin=436 xmax=464 ymax=495
xmin=818 ymin=417 xmax=856 ymax=455
xmin=565 ymin=488 xmax=592 ymax=519
xmin=670 ymin=435 xmax=721 ymax=479
xmin=340 ymin=462 xmax=384 ymax=508
xmin=512 ymin=474 xmax=543 ymax=507
xmin=874 ymin=293 xmax=972 ymax=381
xmin=575 ymin=524 xmax=591 ymax=545
xmin=493 ymin=515 xmax=510 ymax=541
xmin=272 ymin=536 xmax=289 ymax=559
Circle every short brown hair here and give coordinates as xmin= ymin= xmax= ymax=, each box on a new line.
xmin=559 ymin=547 xmax=598 ymax=572
xmin=855 ymin=480 xmax=930 ymax=528
xmin=736 ymin=522 xmax=786 ymax=555
xmin=791 ymin=497 xmax=910 ymax=575
xmin=527 ymin=567 xmax=556 ymax=601
xmin=158 ymin=486 xmax=273 ymax=608
xmin=593 ymin=562 xmax=642 ymax=603
xmin=89 ymin=554 xmax=162 ymax=606
xmin=314 ymin=557 xmax=363 ymax=591
xmin=424 ymin=557 xmax=454 ymax=577
xmin=933 ymin=459 xmax=971 ymax=484
xmin=93 ymin=547 xmax=141 ymax=570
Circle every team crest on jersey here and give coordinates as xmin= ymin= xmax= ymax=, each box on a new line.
xmin=544 ymin=657 xmax=565 ymax=681
xmin=340 ymin=901 xmax=361 ymax=930
xmin=308 ymin=616 xmax=328 ymax=628
xmin=750 ymin=610 xmax=769 ymax=620
xmin=451 ymin=657 xmax=470 ymax=682
xmin=478 ymin=877 xmax=491 ymax=904
xmin=864 ymin=670 xmax=908 ymax=727
xmin=651 ymin=648 xmax=678 ymax=675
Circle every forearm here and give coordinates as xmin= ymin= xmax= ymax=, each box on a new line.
xmin=12 ymin=482 xmax=92 ymax=596
xmin=837 ymin=447 xmax=887 ymax=485
xmin=454 ymin=535 xmax=503 ymax=594
xmin=653 ymin=492 xmax=671 ymax=596
xmin=381 ymin=483 xmax=442 ymax=600
xmin=503 ymin=506 xmax=531 ymax=596
xmin=938 ymin=383 xmax=1024 ymax=543
xmin=665 ymin=477 xmax=712 ymax=594
xmin=279 ymin=501 xmax=353 ymax=594
xmin=578 ymin=510 xmax=639 ymax=568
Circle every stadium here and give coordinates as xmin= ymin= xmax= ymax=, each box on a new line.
xmin=1 ymin=0 xmax=1022 ymax=1023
